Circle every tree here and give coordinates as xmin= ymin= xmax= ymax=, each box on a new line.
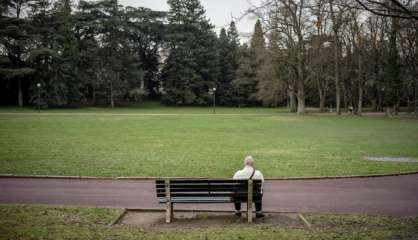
xmin=233 ymin=44 xmax=257 ymax=106
xmin=29 ymin=0 xmax=77 ymax=106
xmin=256 ymin=25 xmax=286 ymax=107
xmin=232 ymin=20 xmax=266 ymax=107
xmin=217 ymin=28 xmax=234 ymax=105
xmin=308 ymin=0 xmax=332 ymax=112
xmin=162 ymin=0 xmax=219 ymax=105
xmin=269 ymin=0 xmax=309 ymax=114
xmin=0 ymin=0 xmax=36 ymax=106
xmin=383 ymin=16 xmax=402 ymax=116
xmin=52 ymin=0 xmax=81 ymax=104
xmin=251 ymin=19 xmax=266 ymax=67
xmin=123 ymin=6 xmax=166 ymax=98
xmin=329 ymin=0 xmax=348 ymax=114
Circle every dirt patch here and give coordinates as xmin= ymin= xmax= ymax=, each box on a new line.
xmin=119 ymin=210 xmax=304 ymax=230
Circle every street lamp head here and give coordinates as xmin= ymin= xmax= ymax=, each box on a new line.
xmin=36 ymin=83 xmax=41 ymax=88
xmin=213 ymin=88 xmax=217 ymax=91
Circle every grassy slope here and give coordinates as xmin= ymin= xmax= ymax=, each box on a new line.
xmin=0 ymin=106 xmax=418 ymax=177
xmin=0 ymin=205 xmax=417 ymax=240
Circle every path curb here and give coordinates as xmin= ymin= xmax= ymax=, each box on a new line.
xmin=109 ymin=208 xmax=127 ymax=226
xmin=1 ymin=171 xmax=418 ymax=181
xmin=298 ymin=213 xmax=312 ymax=228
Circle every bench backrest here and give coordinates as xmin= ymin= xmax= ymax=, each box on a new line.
xmin=156 ymin=179 xmax=262 ymax=204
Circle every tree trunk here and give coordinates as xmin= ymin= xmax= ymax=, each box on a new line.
xmin=334 ymin=48 xmax=341 ymax=115
xmin=343 ymin=84 xmax=348 ymax=110
xmin=358 ymin=83 xmax=363 ymax=115
xmin=386 ymin=107 xmax=393 ymax=117
xmin=92 ymin=86 xmax=96 ymax=106
xmin=330 ymin=0 xmax=341 ymax=115
xmin=288 ymin=87 xmax=297 ymax=113
xmin=17 ymin=78 xmax=23 ymax=107
xmin=296 ymin=80 xmax=306 ymax=115
xmin=296 ymin=47 xmax=306 ymax=115
xmin=319 ymin=89 xmax=326 ymax=113
xmin=109 ymin=81 xmax=114 ymax=108
xmin=394 ymin=103 xmax=399 ymax=116
xmin=296 ymin=91 xmax=305 ymax=115
xmin=357 ymin=51 xmax=363 ymax=115
xmin=415 ymin=76 xmax=418 ymax=115
xmin=407 ymin=97 xmax=411 ymax=114
xmin=140 ymin=78 xmax=145 ymax=90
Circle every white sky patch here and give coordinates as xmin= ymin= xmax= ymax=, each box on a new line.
xmin=119 ymin=0 xmax=258 ymax=41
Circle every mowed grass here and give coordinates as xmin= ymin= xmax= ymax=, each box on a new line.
xmin=0 ymin=106 xmax=418 ymax=177
xmin=1 ymin=204 xmax=417 ymax=240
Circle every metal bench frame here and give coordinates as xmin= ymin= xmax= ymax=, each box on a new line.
xmin=156 ymin=179 xmax=261 ymax=223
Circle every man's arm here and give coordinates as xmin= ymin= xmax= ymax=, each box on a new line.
xmin=257 ymin=171 xmax=265 ymax=183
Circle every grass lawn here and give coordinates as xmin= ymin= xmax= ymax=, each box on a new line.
xmin=0 ymin=105 xmax=418 ymax=177
xmin=0 ymin=204 xmax=417 ymax=240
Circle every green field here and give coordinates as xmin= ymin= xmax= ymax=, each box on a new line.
xmin=1 ymin=205 xmax=417 ymax=240
xmin=0 ymin=106 xmax=418 ymax=177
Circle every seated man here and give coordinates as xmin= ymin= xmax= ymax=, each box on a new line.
xmin=233 ymin=156 xmax=265 ymax=218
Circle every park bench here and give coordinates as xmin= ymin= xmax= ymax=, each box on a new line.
xmin=156 ymin=179 xmax=262 ymax=223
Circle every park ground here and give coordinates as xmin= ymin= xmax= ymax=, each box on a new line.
xmin=0 ymin=103 xmax=417 ymax=178
xmin=1 ymin=104 xmax=418 ymax=239
xmin=0 ymin=204 xmax=417 ymax=240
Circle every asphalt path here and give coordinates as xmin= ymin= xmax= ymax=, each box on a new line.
xmin=1 ymin=174 xmax=417 ymax=216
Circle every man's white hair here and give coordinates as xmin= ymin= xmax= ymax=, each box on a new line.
xmin=244 ymin=156 xmax=254 ymax=167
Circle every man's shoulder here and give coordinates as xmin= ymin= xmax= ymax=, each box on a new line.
xmin=254 ymin=170 xmax=264 ymax=180
xmin=233 ymin=169 xmax=244 ymax=179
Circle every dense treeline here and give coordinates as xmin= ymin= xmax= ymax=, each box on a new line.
xmin=1 ymin=0 xmax=165 ymax=107
xmin=251 ymin=0 xmax=418 ymax=115
xmin=1 ymin=0 xmax=417 ymax=115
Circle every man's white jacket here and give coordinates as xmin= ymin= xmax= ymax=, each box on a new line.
xmin=233 ymin=166 xmax=264 ymax=182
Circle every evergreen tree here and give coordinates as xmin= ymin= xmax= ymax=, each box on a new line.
xmin=216 ymin=22 xmax=241 ymax=106
xmin=162 ymin=0 xmax=219 ymax=105
xmin=250 ymin=19 xmax=266 ymax=68
xmin=0 ymin=0 xmax=36 ymax=106
xmin=27 ymin=0 xmax=62 ymax=105
xmin=74 ymin=0 xmax=101 ymax=104
xmin=227 ymin=21 xmax=240 ymax=73
xmin=233 ymin=20 xmax=265 ymax=106
xmin=100 ymin=0 xmax=125 ymax=107
xmin=53 ymin=0 xmax=81 ymax=104
xmin=233 ymin=44 xmax=257 ymax=106
xmin=257 ymin=27 xmax=284 ymax=107
xmin=216 ymin=28 xmax=234 ymax=105
xmin=123 ymin=6 xmax=166 ymax=98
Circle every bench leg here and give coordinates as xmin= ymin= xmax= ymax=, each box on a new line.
xmin=166 ymin=202 xmax=173 ymax=223
xmin=165 ymin=180 xmax=173 ymax=223
xmin=247 ymin=180 xmax=253 ymax=223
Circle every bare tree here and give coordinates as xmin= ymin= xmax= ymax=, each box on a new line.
xmin=329 ymin=0 xmax=349 ymax=114
xmin=354 ymin=0 xmax=418 ymax=20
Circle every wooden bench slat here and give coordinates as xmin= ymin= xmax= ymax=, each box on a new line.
xmin=156 ymin=179 xmax=260 ymax=184
xmin=156 ymin=184 xmax=259 ymax=188
xmin=157 ymin=193 xmax=263 ymax=198
xmin=155 ymin=179 xmax=263 ymax=223
xmin=158 ymin=197 xmax=232 ymax=203
xmin=156 ymin=186 xmax=262 ymax=192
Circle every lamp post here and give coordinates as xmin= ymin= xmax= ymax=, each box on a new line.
xmin=36 ymin=83 xmax=41 ymax=113
xmin=209 ymin=87 xmax=217 ymax=114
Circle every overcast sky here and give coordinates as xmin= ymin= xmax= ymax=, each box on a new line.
xmin=119 ymin=0 xmax=258 ymax=39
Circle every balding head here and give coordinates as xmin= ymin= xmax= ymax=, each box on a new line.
xmin=244 ymin=156 xmax=254 ymax=167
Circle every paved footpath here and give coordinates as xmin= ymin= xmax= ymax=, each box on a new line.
xmin=1 ymin=174 xmax=418 ymax=216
